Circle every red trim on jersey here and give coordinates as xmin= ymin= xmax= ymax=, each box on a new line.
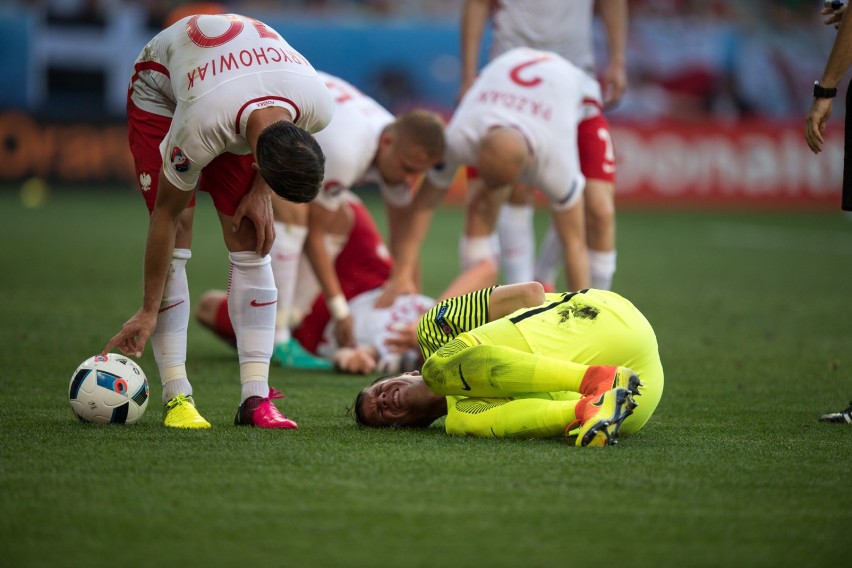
xmin=234 ymin=97 xmax=301 ymax=134
xmin=131 ymin=60 xmax=170 ymax=83
xmin=582 ymin=97 xmax=603 ymax=112
xmin=129 ymin=61 xmax=170 ymax=96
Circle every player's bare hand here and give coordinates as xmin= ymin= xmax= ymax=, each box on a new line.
xmin=102 ymin=309 xmax=157 ymax=358
xmin=602 ymin=62 xmax=627 ymax=108
xmin=374 ymin=278 xmax=416 ymax=309
xmin=805 ymin=98 xmax=833 ymax=154
xmin=233 ymin=187 xmax=274 ymax=256
xmin=333 ymin=347 xmax=377 ymax=374
xmin=334 ymin=315 xmax=356 ymax=348
xmin=384 ymin=322 xmax=419 ymax=354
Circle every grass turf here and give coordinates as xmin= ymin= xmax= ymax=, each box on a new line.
xmin=1 ymin=186 xmax=851 ymax=567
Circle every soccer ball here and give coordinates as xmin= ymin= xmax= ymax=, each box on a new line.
xmin=68 ymin=354 xmax=149 ymax=425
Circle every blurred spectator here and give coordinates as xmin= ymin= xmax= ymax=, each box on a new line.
xmin=7 ymin=0 xmax=847 ymax=123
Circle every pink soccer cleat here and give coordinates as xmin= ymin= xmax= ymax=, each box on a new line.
xmin=234 ymin=388 xmax=298 ymax=429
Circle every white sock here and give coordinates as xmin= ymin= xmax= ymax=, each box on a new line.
xmin=588 ymin=249 xmax=617 ymax=290
xmin=240 ymin=363 xmax=270 ymax=402
xmin=270 ymin=222 xmax=307 ymax=344
xmin=161 ymin=370 xmax=192 ymax=404
xmin=497 ymin=204 xmax=535 ymax=283
xmin=151 ymin=248 xmax=192 ymax=404
xmin=228 ymin=251 xmax=276 ymax=402
xmin=534 ymin=224 xmax=562 ymax=287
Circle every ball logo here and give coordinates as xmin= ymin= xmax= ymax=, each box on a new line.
xmin=96 ymin=371 xmax=129 ymax=395
xmin=94 ymin=355 xmax=108 ymax=363
xmin=170 ymin=147 xmax=190 ymax=173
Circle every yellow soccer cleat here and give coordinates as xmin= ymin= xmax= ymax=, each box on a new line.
xmin=163 ymin=394 xmax=211 ymax=429
xmin=570 ymin=387 xmax=638 ymax=447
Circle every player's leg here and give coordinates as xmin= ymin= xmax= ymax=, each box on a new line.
xmin=510 ymin=288 xmax=664 ymax=435
xmin=533 ymin=223 xmax=561 ymax=291
xmin=267 ymin=198 xmax=330 ymax=369
xmin=127 ymin=100 xmax=208 ymax=428
xmin=551 ymin=202 xmax=590 ymax=291
xmin=445 ymin=390 xmax=636 ymax=447
xmin=460 ymin=176 xmax=505 ymax=275
xmin=422 ymin=322 xmax=640 ymax=401
xmin=496 ymin=182 xmax=536 ymax=283
xmin=195 ymin=290 xmax=236 ymax=347
xmin=446 ymin=396 xmax=577 ymax=439
xmin=207 ymin=154 xmax=296 ymax=429
xmin=579 ymin=113 xmax=617 ymax=290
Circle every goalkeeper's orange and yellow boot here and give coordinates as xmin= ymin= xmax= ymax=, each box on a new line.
xmin=567 ymin=387 xmax=638 ymax=447
xmin=163 ymin=394 xmax=211 ymax=429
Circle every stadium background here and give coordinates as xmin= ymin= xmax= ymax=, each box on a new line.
xmin=0 ymin=0 xmax=846 ymax=207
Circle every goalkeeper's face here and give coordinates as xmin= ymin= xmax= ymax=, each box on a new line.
xmin=355 ymin=372 xmax=444 ymax=428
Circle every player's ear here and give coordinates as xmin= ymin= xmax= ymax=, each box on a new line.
xmin=379 ymin=129 xmax=396 ymax=151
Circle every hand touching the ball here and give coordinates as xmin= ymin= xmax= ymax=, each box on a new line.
xmin=102 ymin=308 xmax=158 ymax=358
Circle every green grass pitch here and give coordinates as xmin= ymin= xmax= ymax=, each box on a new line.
xmin=1 ymin=185 xmax=851 ymax=567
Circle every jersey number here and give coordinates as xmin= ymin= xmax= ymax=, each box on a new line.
xmin=186 ymin=15 xmax=277 ymax=48
xmin=323 ymin=79 xmax=359 ymax=105
xmin=508 ymin=55 xmax=551 ymax=88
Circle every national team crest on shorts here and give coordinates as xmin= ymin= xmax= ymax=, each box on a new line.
xmin=170 ymin=147 xmax=190 ymax=173
xmin=139 ymin=172 xmax=152 ymax=192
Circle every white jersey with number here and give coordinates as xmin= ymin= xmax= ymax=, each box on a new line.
xmin=312 ymin=73 xmax=410 ymax=210
xmin=427 ymin=47 xmax=587 ymax=210
xmin=489 ymin=0 xmax=602 ymax=106
xmin=129 ymin=13 xmax=334 ymax=191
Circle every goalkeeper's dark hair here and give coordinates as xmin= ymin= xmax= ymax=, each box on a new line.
xmin=255 ymin=121 xmax=325 ymax=203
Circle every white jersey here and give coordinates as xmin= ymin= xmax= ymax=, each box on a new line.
xmin=490 ymin=0 xmax=595 ymax=75
xmin=316 ymin=288 xmax=435 ymax=370
xmin=428 ymin=47 xmax=587 ymax=210
xmin=129 ymin=14 xmax=334 ymax=191
xmin=312 ymin=73 xmax=410 ymax=210
xmin=489 ymin=0 xmax=602 ymax=107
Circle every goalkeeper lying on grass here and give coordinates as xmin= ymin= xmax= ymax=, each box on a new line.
xmin=353 ymin=282 xmax=664 ymax=447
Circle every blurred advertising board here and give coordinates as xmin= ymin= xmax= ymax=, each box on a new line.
xmin=0 ymin=112 xmax=843 ymax=208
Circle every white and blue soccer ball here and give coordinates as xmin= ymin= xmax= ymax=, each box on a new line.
xmin=69 ymin=354 xmax=149 ymax=425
